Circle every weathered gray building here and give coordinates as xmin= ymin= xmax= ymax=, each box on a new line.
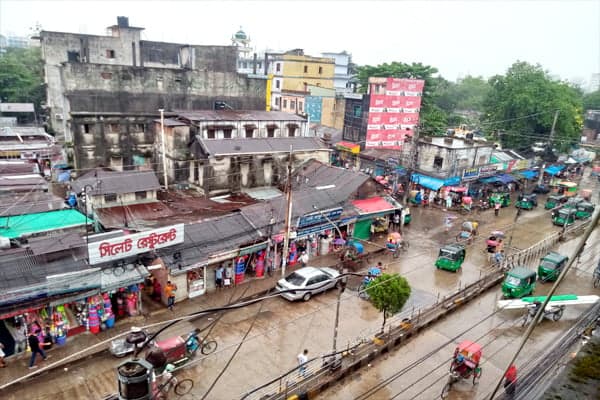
xmin=39 ymin=16 xmax=268 ymax=171
xmin=152 ymin=111 xmax=313 ymax=191
xmin=416 ymin=137 xmax=494 ymax=179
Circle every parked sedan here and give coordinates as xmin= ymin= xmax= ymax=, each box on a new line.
xmin=276 ymin=267 xmax=341 ymax=301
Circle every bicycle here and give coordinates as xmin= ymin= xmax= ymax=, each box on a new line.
xmin=153 ymin=369 xmax=194 ymax=399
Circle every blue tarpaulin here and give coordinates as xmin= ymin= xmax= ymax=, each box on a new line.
xmin=479 ymin=177 xmax=498 ymax=184
xmin=496 ymin=174 xmax=517 ymax=184
xmin=444 ymin=176 xmax=461 ymax=186
xmin=517 ymin=170 xmax=538 ymax=180
xmin=544 ymin=165 xmax=565 ymax=176
xmin=411 ymin=173 xmax=445 ymax=191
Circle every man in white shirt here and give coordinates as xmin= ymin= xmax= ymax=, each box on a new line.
xmin=297 ymin=349 xmax=308 ymax=377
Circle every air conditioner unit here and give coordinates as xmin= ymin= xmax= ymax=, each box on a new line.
xmin=55 ymin=113 xmax=64 ymax=120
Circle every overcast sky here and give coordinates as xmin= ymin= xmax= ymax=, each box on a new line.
xmin=1 ymin=0 xmax=598 ymax=86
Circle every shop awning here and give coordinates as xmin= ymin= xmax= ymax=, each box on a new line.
xmin=411 ymin=173 xmax=445 ymax=191
xmin=517 ymin=170 xmax=538 ymax=180
xmin=101 ymin=265 xmax=149 ymax=292
xmin=479 ymin=176 xmax=497 ymax=184
xmin=335 ymin=141 xmax=360 ymax=154
xmin=352 ymin=196 xmax=400 ymax=215
xmin=544 ymin=165 xmax=565 ymax=176
xmin=496 ymin=174 xmax=517 ymax=184
xmin=238 ymin=241 xmax=268 ymax=256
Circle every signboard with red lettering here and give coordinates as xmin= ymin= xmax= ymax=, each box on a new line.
xmin=365 ymin=77 xmax=425 ymax=150
xmin=88 ymin=224 xmax=185 ymax=265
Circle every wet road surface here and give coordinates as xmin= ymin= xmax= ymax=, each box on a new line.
xmin=2 ymin=175 xmax=598 ymax=400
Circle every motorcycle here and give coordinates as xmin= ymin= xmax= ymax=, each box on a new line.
xmin=521 ymin=302 xmax=565 ymax=327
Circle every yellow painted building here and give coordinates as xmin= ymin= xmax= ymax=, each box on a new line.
xmin=277 ymin=53 xmax=335 ymax=91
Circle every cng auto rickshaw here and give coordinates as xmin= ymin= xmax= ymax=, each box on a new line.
xmin=440 ymin=340 xmax=482 ymax=398
xmin=552 ymin=208 xmax=577 ymax=226
xmin=489 ymin=192 xmax=511 ymax=208
xmin=515 ymin=193 xmax=537 ymax=210
xmin=435 ymin=243 xmax=466 ymax=272
xmin=563 ymin=196 xmax=584 ymax=209
xmin=538 ymin=251 xmax=569 ymax=282
xmin=544 ymin=194 xmax=566 ymax=209
xmin=575 ymin=202 xmax=595 ymax=220
xmin=502 ymin=266 xmax=536 ymax=298
xmin=558 ymin=181 xmax=578 ymax=197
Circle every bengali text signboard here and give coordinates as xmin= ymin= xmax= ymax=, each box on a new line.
xmin=88 ymin=224 xmax=184 ymax=265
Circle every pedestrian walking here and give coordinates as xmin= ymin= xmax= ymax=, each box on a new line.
xmin=0 ymin=341 xmax=6 ymax=368
xmin=28 ymin=331 xmax=48 ymax=369
xmin=165 ymin=281 xmax=177 ymax=311
xmin=215 ymin=266 xmax=224 ymax=289
xmin=297 ymin=349 xmax=308 ymax=377
xmin=429 ymin=190 xmax=436 ymax=207
xmin=42 ymin=327 xmax=54 ymax=350
xmin=299 ymin=251 xmax=309 ymax=267
xmin=494 ymin=201 xmax=501 ymax=216
xmin=445 ymin=194 xmax=453 ymax=210
xmin=504 ymin=364 xmax=517 ymax=398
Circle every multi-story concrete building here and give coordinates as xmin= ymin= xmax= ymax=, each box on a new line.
xmin=321 ymin=51 xmax=354 ymax=93
xmin=149 ymin=110 xmax=333 ymax=198
xmin=38 ymin=16 xmax=268 ymax=171
xmin=230 ymin=28 xmax=265 ymax=75
xmin=268 ymin=49 xmax=335 ymax=112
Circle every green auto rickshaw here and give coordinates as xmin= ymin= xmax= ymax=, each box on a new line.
xmin=575 ymin=202 xmax=595 ymax=220
xmin=515 ymin=193 xmax=538 ymax=210
xmin=552 ymin=208 xmax=577 ymax=226
xmin=489 ymin=192 xmax=511 ymax=208
xmin=563 ymin=196 xmax=584 ymax=210
xmin=435 ymin=243 xmax=466 ymax=272
xmin=544 ymin=194 xmax=566 ymax=210
xmin=502 ymin=266 xmax=536 ymax=298
xmin=537 ymin=251 xmax=569 ymax=282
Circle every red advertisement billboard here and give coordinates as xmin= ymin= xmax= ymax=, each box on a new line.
xmin=365 ymin=77 xmax=425 ymax=149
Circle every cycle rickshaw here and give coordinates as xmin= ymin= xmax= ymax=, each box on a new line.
xmin=440 ymin=340 xmax=482 ymax=398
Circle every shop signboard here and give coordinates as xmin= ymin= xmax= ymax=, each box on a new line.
xmin=365 ymin=77 xmax=424 ymax=150
xmin=208 ymin=248 xmax=240 ymax=264
xmin=297 ymin=207 xmax=343 ymax=228
xmin=88 ymin=224 xmax=185 ymax=265
xmin=462 ymin=167 xmax=480 ymax=181
xmin=478 ymin=165 xmax=498 ymax=177
xmin=515 ymin=159 xmax=530 ymax=170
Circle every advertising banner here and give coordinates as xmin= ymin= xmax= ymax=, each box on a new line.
xmin=305 ymin=96 xmax=322 ymax=123
xmin=479 ymin=165 xmax=498 ymax=177
xmin=462 ymin=167 xmax=480 ymax=181
xmin=88 ymin=224 xmax=184 ymax=265
xmin=366 ymin=77 xmax=425 ymax=150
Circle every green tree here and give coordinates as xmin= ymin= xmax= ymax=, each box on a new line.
xmin=0 ymin=47 xmax=45 ymax=114
xmin=452 ymin=76 xmax=491 ymax=111
xmin=483 ymin=61 xmax=583 ymax=153
xmin=355 ymin=62 xmax=447 ymax=135
xmin=366 ymin=273 xmax=411 ymax=333
xmin=583 ymin=90 xmax=600 ymax=111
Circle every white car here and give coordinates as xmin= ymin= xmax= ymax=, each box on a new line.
xmin=276 ymin=266 xmax=341 ymax=301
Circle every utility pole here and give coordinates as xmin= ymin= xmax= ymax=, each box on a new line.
xmin=159 ymin=109 xmax=168 ymax=190
xmin=281 ymin=145 xmax=293 ymax=277
xmin=402 ymin=125 xmax=420 ymax=204
xmin=537 ymin=110 xmax=560 ymax=186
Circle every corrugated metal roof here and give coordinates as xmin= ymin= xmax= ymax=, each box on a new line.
xmin=196 ymin=136 xmax=328 ymax=156
xmin=72 ymin=169 xmax=161 ymax=195
xmin=153 ymin=118 xmax=189 ymax=127
xmin=177 ymin=110 xmax=306 ymax=122
xmin=0 ymin=191 xmax=66 ymax=217
xmin=0 ymin=209 xmax=87 ymax=239
xmin=158 ymin=212 xmax=263 ymax=268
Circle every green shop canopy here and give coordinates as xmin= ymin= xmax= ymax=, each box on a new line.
xmin=0 ymin=209 xmax=88 ymax=239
